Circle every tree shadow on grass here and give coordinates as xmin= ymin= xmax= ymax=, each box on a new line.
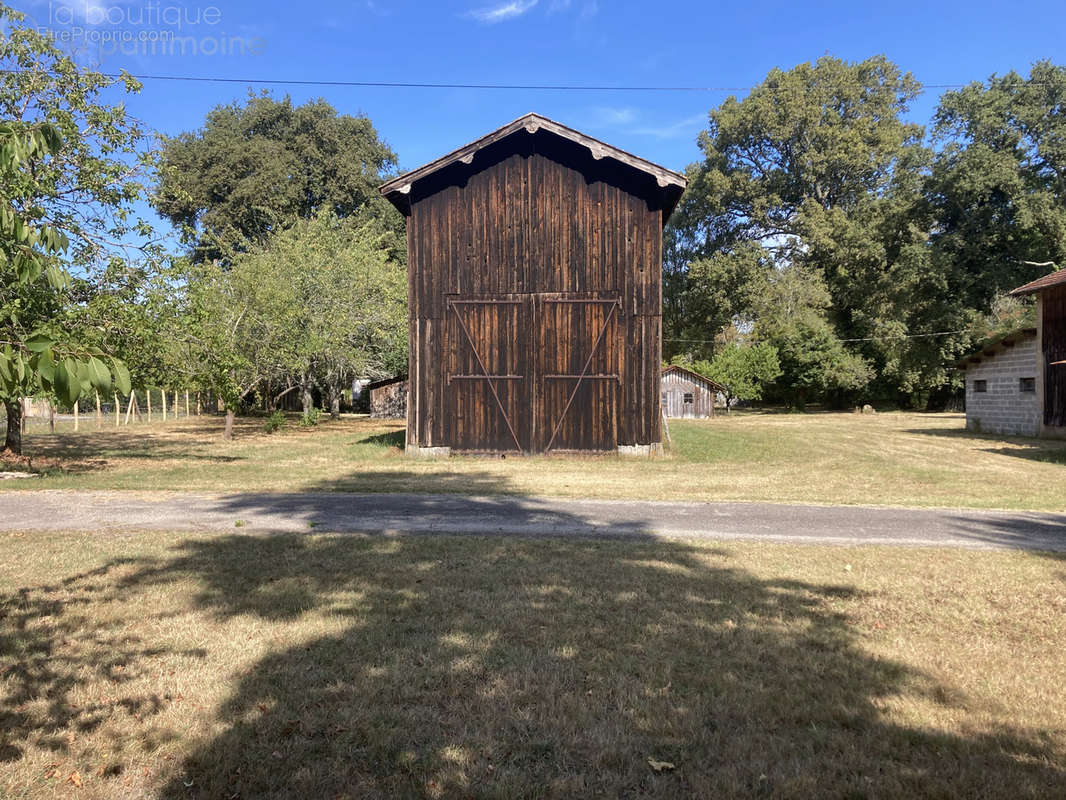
xmin=353 ymin=429 xmax=406 ymax=448
xmin=904 ymin=426 xmax=1066 ymax=466
xmin=107 ymin=477 xmax=1066 ymax=797
xmin=11 ymin=420 xmax=252 ymax=476
xmin=0 ymin=560 xmax=208 ymax=766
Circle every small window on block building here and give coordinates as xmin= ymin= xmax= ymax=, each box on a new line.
xmin=1019 ymin=377 xmax=1036 ymax=393
xmin=973 ymin=380 xmax=987 ymax=393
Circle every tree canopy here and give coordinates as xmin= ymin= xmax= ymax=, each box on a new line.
xmin=152 ymin=93 xmax=402 ymax=262
xmin=667 ymin=56 xmax=1065 ymax=408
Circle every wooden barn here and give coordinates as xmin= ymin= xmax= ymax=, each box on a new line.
xmin=661 ymin=365 xmax=724 ymax=419
xmin=380 ymin=113 xmax=686 ymax=455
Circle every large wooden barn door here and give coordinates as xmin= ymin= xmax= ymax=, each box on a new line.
xmin=534 ymin=295 xmax=620 ymax=453
xmin=445 ymin=296 xmax=531 ymax=452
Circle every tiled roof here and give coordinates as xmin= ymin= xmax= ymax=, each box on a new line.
xmin=1009 ymin=269 xmax=1066 ymax=296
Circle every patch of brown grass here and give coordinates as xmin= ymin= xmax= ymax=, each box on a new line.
xmin=1 ymin=530 xmax=1064 ymax=798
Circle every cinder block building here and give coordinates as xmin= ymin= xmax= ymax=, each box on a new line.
xmin=957 ymin=328 xmax=1040 ymax=436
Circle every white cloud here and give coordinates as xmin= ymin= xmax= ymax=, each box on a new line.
xmin=464 ymin=0 xmax=538 ymax=24
xmin=588 ymin=106 xmax=639 ymax=126
xmin=630 ymin=113 xmax=707 ymax=139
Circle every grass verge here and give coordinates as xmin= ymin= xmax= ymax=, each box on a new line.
xmin=1 ymin=530 xmax=1064 ymax=798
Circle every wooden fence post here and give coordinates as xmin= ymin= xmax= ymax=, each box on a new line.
xmin=124 ymin=394 xmax=134 ymax=425
xmin=74 ymin=400 xmax=79 ymax=432
xmin=114 ymin=392 xmax=120 ymax=427
xmin=161 ymin=388 xmax=167 ymax=422
xmin=174 ymin=389 xmax=180 ymax=419
xmin=147 ymin=390 xmax=152 ymax=422
xmin=196 ymin=391 xmax=202 ymax=416
xmin=95 ymin=391 xmax=102 ymax=430
xmin=49 ymin=402 xmax=55 ymax=433
xmin=185 ymin=390 xmax=190 ymax=418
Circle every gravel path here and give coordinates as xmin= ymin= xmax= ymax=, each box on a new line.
xmin=1 ymin=491 xmax=1064 ymax=551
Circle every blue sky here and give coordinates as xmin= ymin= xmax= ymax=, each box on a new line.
xmin=14 ymin=0 xmax=1066 ymax=223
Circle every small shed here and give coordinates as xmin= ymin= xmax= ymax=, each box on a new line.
xmin=380 ymin=113 xmax=687 ymax=455
xmin=1009 ymin=268 xmax=1066 ymax=437
xmin=955 ymin=328 xmax=1039 ymax=436
xmin=661 ymin=365 xmax=724 ymax=418
xmin=368 ymin=377 xmax=407 ymax=419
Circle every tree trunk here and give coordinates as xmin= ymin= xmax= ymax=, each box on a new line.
xmin=301 ymin=374 xmax=313 ymax=415
xmin=328 ymin=383 xmax=341 ymax=419
xmin=3 ymin=398 xmax=23 ymax=455
xmin=223 ymin=408 xmax=235 ymax=440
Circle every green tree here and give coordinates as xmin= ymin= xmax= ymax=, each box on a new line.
xmin=754 ymin=265 xmax=873 ymax=408
xmin=691 ymin=342 xmax=781 ymax=411
xmin=929 ymin=61 xmax=1066 ymax=307
xmin=153 ymin=92 xmax=402 ymax=263
xmin=670 ymin=55 xmax=938 ymax=402
xmin=0 ymin=7 xmax=143 ymax=453
xmin=183 ymin=213 xmax=406 ymax=438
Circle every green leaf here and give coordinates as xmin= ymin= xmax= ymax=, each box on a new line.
xmin=111 ymin=359 xmax=131 ymax=396
xmin=36 ymin=348 xmax=55 ymax=384
xmin=87 ymin=356 xmax=111 ymax=394
xmin=60 ymin=358 xmax=81 ymax=405
xmin=53 ymin=359 xmax=71 ymax=404
xmin=24 ymin=331 xmax=54 ymax=353
xmin=75 ymin=360 xmax=92 ymax=395
xmin=0 ymin=347 xmax=11 ymax=385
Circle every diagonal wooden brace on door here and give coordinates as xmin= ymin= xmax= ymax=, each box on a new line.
xmin=449 ymin=301 xmax=524 ymax=451
xmin=544 ymin=300 xmax=619 ymax=452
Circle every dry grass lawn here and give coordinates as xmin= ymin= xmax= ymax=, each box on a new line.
xmin=3 ymin=410 xmax=1065 ymax=510
xmin=1 ymin=530 xmax=1064 ymax=798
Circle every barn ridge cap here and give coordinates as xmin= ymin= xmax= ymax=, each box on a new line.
xmin=379 ymin=112 xmax=687 ymax=204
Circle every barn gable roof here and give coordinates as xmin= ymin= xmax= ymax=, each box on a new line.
xmin=1009 ymin=268 xmax=1066 ymax=296
xmin=379 ymin=112 xmax=687 ymax=217
xmin=662 ymin=364 xmax=726 ymax=392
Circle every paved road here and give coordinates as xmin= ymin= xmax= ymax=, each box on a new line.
xmin=1 ymin=490 xmax=1064 ymax=551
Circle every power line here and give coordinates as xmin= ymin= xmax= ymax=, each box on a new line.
xmin=665 ymin=328 xmax=975 ymax=345
xmin=0 ymin=69 xmax=1012 ymax=93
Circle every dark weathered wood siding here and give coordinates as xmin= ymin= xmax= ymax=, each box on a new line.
xmin=1043 ymin=284 xmax=1066 ymax=428
xmin=404 ymin=132 xmax=671 ymax=452
xmin=661 ymin=368 xmax=717 ymax=419
xmin=369 ymin=380 xmax=407 ymax=419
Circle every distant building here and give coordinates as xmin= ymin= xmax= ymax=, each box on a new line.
xmin=660 ymin=365 xmax=725 ymax=419
xmin=368 ymin=377 xmax=408 ymax=420
xmin=956 ymin=328 xmax=1040 ymax=436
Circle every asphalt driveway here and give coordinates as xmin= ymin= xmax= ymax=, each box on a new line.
xmin=1 ymin=490 xmax=1064 ymax=551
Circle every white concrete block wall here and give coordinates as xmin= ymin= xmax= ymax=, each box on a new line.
xmin=965 ymin=336 xmax=1040 ymax=437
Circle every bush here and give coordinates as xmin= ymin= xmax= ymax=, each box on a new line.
xmin=263 ymin=410 xmax=286 ymax=433
xmin=300 ymin=407 xmax=322 ymax=427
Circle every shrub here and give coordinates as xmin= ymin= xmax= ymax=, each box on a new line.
xmin=300 ymin=407 xmax=322 ymax=427
xmin=263 ymin=410 xmax=286 ymax=433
